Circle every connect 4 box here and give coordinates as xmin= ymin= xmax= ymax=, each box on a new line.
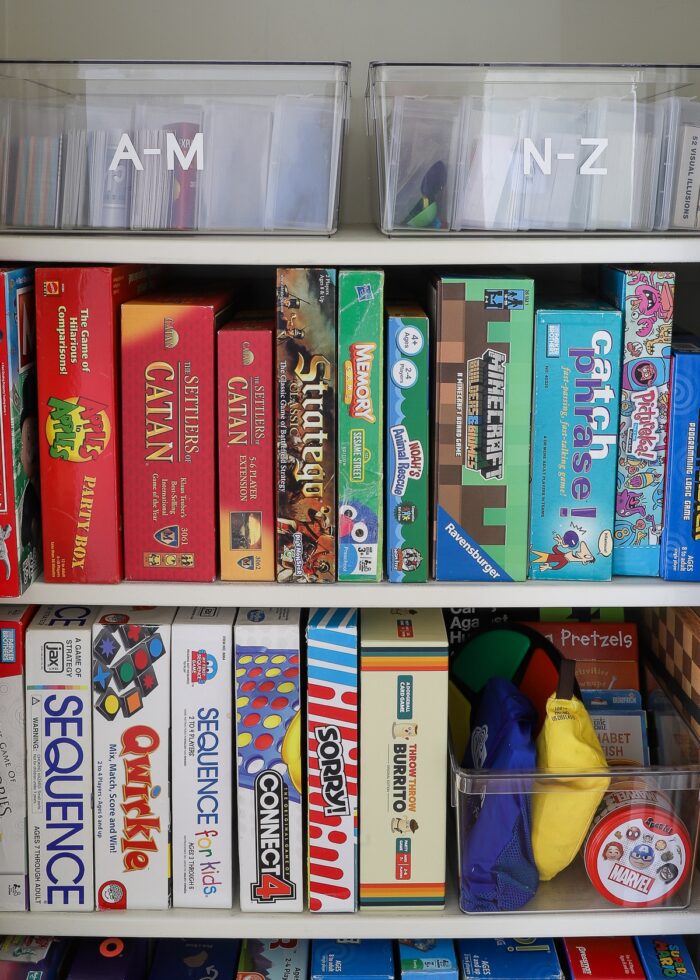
xmin=26 ymin=604 xmax=99 ymax=910
xmin=307 ymin=608 xmax=358 ymax=912
xmin=92 ymin=606 xmax=176 ymax=910
xmin=234 ymin=608 xmax=302 ymax=910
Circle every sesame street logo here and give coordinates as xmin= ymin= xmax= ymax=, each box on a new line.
xmin=46 ymin=396 xmax=111 ymax=462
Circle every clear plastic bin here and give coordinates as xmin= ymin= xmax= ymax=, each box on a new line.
xmin=0 ymin=61 xmax=349 ymax=233
xmin=367 ymin=63 xmax=700 ymax=234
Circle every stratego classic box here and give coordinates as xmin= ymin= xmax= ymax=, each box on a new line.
xmin=171 ymin=606 xmax=235 ymax=909
xmin=26 ymin=604 xmax=99 ymax=911
xmin=92 ymin=606 xmax=176 ymax=910
xmin=276 ymin=268 xmax=336 ymax=583
xmin=429 ymin=276 xmax=535 ymax=581
xmin=234 ymin=607 xmax=302 ymax=910
xmin=307 ymin=608 xmax=358 ymax=912
xmin=121 ymin=287 xmax=235 ymax=581
xmin=35 ymin=265 xmax=154 ymax=582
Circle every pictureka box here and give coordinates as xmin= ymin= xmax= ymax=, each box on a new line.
xmin=633 ymin=937 xmax=699 ymax=980
xmin=150 ymin=939 xmax=241 ymax=980
xmin=0 ymin=268 xmax=40 ymax=596
xmin=307 ymin=607 xmax=358 ymax=912
xmin=67 ymin=938 xmax=149 ymax=980
xmin=171 ymin=606 xmax=235 ymax=908
xmin=398 ymin=940 xmax=458 ymax=980
xmin=0 ymin=606 xmax=34 ymax=910
xmin=0 ymin=937 xmax=72 ymax=980
xmin=600 ymin=268 xmax=675 ymax=576
xmin=386 ymin=305 xmax=430 ymax=582
xmin=360 ymin=608 xmax=448 ymax=909
xmin=311 ymin=940 xmax=393 ymax=980
xmin=234 ymin=607 xmax=303 ymax=910
xmin=121 ymin=286 xmax=235 ymax=580
xmin=238 ymin=939 xmax=308 ymax=980
xmin=429 ymin=276 xmax=535 ymax=581
xmin=563 ymin=938 xmax=644 ymax=980
xmin=26 ymin=604 xmax=99 ymax=911
xmin=661 ymin=339 xmax=700 ymax=580
xmin=458 ymin=939 xmax=563 ymax=980
xmin=218 ymin=318 xmax=275 ymax=581
xmin=528 ymin=297 xmax=623 ymax=581
xmin=92 ymin=606 xmax=176 ymax=910
xmin=35 ymin=265 xmax=153 ymax=582
xmin=337 ymin=269 xmax=384 ymax=581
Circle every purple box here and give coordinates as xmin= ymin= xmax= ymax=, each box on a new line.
xmin=149 ymin=940 xmax=241 ymax=979
xmin=68 ymin=938 xmax=149 ymax=980
xmin=0 ymin=938 xmax=72 ymax=980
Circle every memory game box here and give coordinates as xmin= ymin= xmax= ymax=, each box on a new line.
xmin=430 ymin=276 xmax=535 ymax=581
xmin=311 ymin=940 xmax=394 ymax=980
xmin=171 ymin=606 xmax=235 ymax=908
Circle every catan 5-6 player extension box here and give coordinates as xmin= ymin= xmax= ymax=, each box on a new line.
xmin=122 ymin=287 xmax=235 ymax=581
xmin=276 ymin=268 xmax=336 ymax=583
xmin=429 ymin=276 xmax=535 ymax=581
xmin=35 ymin=265 xmax=154 ymax=583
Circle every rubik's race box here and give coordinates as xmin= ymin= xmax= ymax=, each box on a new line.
xmin=459 ymin=939 xmax=563 ymax=980
xmin=26 ymin=604 xmax=99 ymax=910
xmin=171 ymin=606 xmax=235 ymax=909
xmin=121 ymin=287 xmax=235 ymax=581
xmin=0 ymin=268 xmax=40 ymax=596
xmin=338 ymin=270 xmax=384 ymax=581
xmin=386 ymin=305 xmax=430 ymax=583
xmin=67 ymin=938 xmax=149 ymax=980
xmin=311 ymin=940 xmax=393 ymax=980
xmin=218 ymin=318 xmax=275 ymax=581
xmin=633 ymin=937 xmax=699 ymax=980
xmin=600 ymin=268 xmax=675 ymax=576
xmin=92 ymin=606 xmax=176 ymax=910
xmin=0 ymin=606 xmax=34 ymax=911
xmin=563 ymin=938 xmax=644 ymax=980
xmin=276 ymin=268 xmax=336 ymax=583
xmin=238 ymin=940 xmax=308 ymax=980
xmin=150 ymin=939 xmax=241 ymax=980
xmin=529 ymin=297 xmax=623 ymax=581
xmin=429 ymin=276 xmax=535 ymax=581
xmin=235 ymin=608 xmax=303 ymax=911
xmin=35 ymin=265 xmax=153 ymax=582
xmin=360 ymin=608 xmax=448 ymax=909
xmin=307 ymin=608 xmax=358 ymax=912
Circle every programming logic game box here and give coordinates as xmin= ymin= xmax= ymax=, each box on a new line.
xmin=430 ymin=276 xmax=535 ymax=581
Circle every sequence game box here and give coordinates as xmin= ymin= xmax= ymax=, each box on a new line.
xmin=276 ymin=268 xmax=336 ymax=582
xmin=430 ymin=276 xmax=535 ymax=581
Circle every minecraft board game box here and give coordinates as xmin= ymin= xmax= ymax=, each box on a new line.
xmin=338 ymin=270 xmax=384 ymax=581
xmin=218 ymin=318 xmax=275 ymax=581
xmin=92 ymin=606 xmax=176 ymax=910
xmin=529 ymin=297 xmax=623 ymax=580
xmin=122 ymin=287 xmax=235 ymax=581
xmin=35 ymin=265 xmax=153 ymax=583
xmin=600 ymin=268 xmax=675 ymax=576
xmin=0 ymin=268 xmax=40 ymax=596
xmin=429 ymin=276 xmax=535 ymax=581
xmin=276 ymin=268 xmax=336 ymax=583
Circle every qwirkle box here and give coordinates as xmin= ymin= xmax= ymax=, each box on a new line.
xmin=307 ymin=607 xmax=358 ymax=912
xmin=398 ymin=940 xmax=458 ymax=980
xmin=360 ymin=608 xmax=448 ymax=909
xmin=121 ymin=287 xmax=234 ymax=581
xmin=430 ymin=276 xmax=535 ymax=581
xmin=92 ymin=606 xmax=176 ymax=910
xmin=234 ymin=607 xmax=302 ymax=910
xmin=529 ymin=298 xmax=623 ymax=580
xmin=238 ymin=940 xmax=308 ymax=980
xmin=633 ymin=937 xmax=699 ymax=980
xmin=338 ymin=270 xmax=384 ymax=581
xmin=276 ymin=268 xmax=336 ymax=583
xmin=600 ymin=268 xmax=675 ymax=576
xmin=459 ymin=940 xmax=563 ymax=980
xmin=67 ymin=938 xmax=149 ymax=980
xmin=26 ymin=604 xmax=99 ymax=910
xmin=171 ymin=606 xmax=235 ymax=908
xmin=150 ymin=940 xmax=241 ymax=980
xmin=35 ymin=265 xmax=153 ymax=583
xmin=311 ymin=940 xmax=393 ymax=980
xmin=386 ymin=306 xmax=430 ymax=582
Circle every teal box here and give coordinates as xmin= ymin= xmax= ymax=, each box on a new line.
xmin=399 ymin=940 xmax=457 ymax=980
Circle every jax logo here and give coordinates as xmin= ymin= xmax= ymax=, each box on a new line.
xmin=315 ymin=725 xmax=351 ymax=816
xmin=344 ymin=342 xmax=376 ymax=423
xmin=46 ymin=396 xmax=111 ymax=462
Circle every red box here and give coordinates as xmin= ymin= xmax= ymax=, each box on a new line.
xmin=217 ymin=318 xmax=275 ymax=580
xmin=563 ymin=938 xmax=644 ymax=980
xmin=35 ymin=266 xmax=153 ymax=582
xmin=121 ymin=287 xmax=234 ymax=580
xmin=526 ymin=622 xmax=640 ymax=690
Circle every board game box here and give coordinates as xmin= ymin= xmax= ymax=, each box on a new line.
xmin=26 ymin=604 xmax=99 ymax=910
xmin=633 ymin=937 xmax=698 ymax=980
xmin=235 ymin=607 xmax=303 ymax=911
xmin=386 ymin=305 xmax=430 ymax=582
xmin=171 ymin=606 xmax=235 ymax=908
xmin=121 ymin=286 xmax=235 ymax=581
xmin=311 ymin=941 xmax=393 ymax=980
xmin=525 ymin=622 xmax=640 ymax=689
xmin=276 ymin=268 xmax=336 ymax=583
xmin=238 ymin=940 xmax=308 ymax=980
xmin=307 ymin=608 xmax=358 ymax=912
xmin=35 ymin=265 xmax=154 ymax=582
xmin=398 ymin=940 xmax=458 ymax=980
xmin=640 ymin=606 xmax=700 ymax=739
xmin=67 ymin=938 xmax=149 ymax=980
xmin=600 ymin=268 xmax=675 ymax=576
xmin=529 ymin=297 xmax=623 ymax=580
xmin=337 ymin=270 xmax=384 ymax=581
xmin=92 ymin=606 xmax=176 ymax=910
xmin=589 ymin=710 xmax=650 ymax=766
xmin=360 ymin=608 xmax=448 ymax=909
xmin=0 ymin=937 xmax=72 ymax=980
xmin=459 ymin=940 xmax=563 ymax=980
xmin=429 ymin=276 xmax=535 ymax=581
xmin=563 ymin=938 xmax=644 ymax=980
xmin=218 ymin=318 xmax=275 ymax=581
xmin=150 ymin=939 xmax=241 ymax=980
